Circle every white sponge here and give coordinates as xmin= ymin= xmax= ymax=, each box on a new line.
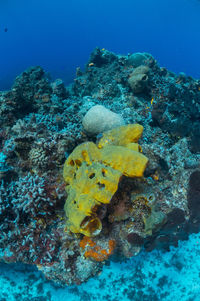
xmin=82 ymin=105 xmax=125 ymax=135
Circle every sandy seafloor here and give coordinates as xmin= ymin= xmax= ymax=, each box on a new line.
xmin=0 ymin=232 xmax=200 ymax=301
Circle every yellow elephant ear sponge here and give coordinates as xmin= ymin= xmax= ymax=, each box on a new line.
xmin=63 ymin=142 xmax=101 ymax=185
xmin=63 ymin=124 xmax=148 ymax=237
xmin=64 ymin=161 xmax=122 ymax=236
xmin=97 ymin=123 xmax=144 ymax=148
xmin=100 ymin=145 xmax=148 ymax=178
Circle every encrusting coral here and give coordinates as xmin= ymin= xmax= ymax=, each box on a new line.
xmin=79 ymin=236 xmax=116 ymax=262
xmin=63 ymin=124 xmax=148 ymax=236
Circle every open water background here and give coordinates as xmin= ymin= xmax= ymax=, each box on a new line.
xmin=0 ymin=0 xmax=200 ymax=89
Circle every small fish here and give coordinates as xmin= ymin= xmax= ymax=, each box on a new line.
xmin=150 ymin=97 xmax=154 ymax=105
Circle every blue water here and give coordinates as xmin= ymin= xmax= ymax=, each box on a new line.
xmin=0 ymin=0 xmax=200 ymax=90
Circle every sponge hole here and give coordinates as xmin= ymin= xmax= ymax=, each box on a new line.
xmin=97 ymin=182 xmax=105 ymax=189
xmin=69 ymin=160 xmax=75 ymax=166
xmin=75 ymin=159 xmax=82 ymax=167
xmin=102 ymin=169 xmax=106 ymax=177
xmin=89 ymin=173 xmax=95 ymax=179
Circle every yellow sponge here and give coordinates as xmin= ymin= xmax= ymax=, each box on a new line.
xmin=97 ymin=124 xmax=144 ymax=148
xmin=63 ymin=124 xmax=148 ymax=236
xmin=64 ymin=161 xmax=122 ymax=236
xmin=100 ymin=145 xmax=148 ymax=177
xmin=63 ymin=142 xmax=101 ymax=185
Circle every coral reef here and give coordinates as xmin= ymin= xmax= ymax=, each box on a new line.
xmin=0 ymin=48 xmax=200 ymax=286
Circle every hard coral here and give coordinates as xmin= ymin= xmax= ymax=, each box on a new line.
xmin=0 ymin=173 xmax=62 ymax=266
xmin=82 ymin=105 xmax=124 ymax=135
xmin=63 ymin=124 xmax=148 ymax=236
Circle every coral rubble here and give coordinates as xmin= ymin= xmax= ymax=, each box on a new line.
xmin=0 ymin=48 xmax=200 ymax=285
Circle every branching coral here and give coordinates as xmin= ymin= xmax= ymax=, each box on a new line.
xmin=0 ymin=174 xmax=62 ymax=265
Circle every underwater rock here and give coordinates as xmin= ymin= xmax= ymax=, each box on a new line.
xmin=187 ymin=170 xmax=200 ymax=228
xmin=82 ymin=105 xmax=124 ymax=135
xmin=190 ymin=129 xmax=200 ymax=154
xmin=0 ymin=66 xmax=52 ymax=127
xmin=88 ymin=47 xmax=118 ymax=67
xmin=150 ymin=71 xmax=200 ymax=146
xmin=51 ymin=79 xmax=68 ymax=99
